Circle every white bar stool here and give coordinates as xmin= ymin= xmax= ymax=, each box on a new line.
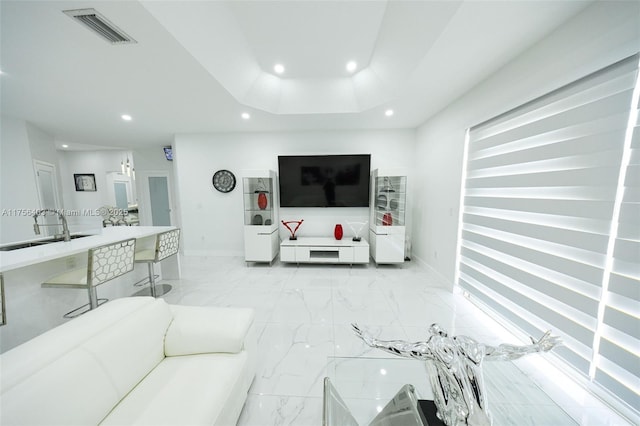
xmin=133 ymin=228 xmax=180 ymax=297
xmin=42 ymin=238 xmax=136 ymax=318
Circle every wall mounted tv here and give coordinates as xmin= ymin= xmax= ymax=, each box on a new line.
xmin=278 ymin=154 xmax=371 ymax=207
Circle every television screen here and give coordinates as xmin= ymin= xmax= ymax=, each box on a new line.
xmin=278 ymin=155 xmax=371 ymax=207
xmin=163 ymin=146 xmax=173 ymax=161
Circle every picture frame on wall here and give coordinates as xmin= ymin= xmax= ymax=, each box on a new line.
xmin=74 ymin=173 xmax=97 ymax=192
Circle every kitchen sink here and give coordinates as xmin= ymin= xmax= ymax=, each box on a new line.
xmin=0 ymin=234 xmax=93 ymax=251
xmin=42 ymin=234 xmax=92 ymax=243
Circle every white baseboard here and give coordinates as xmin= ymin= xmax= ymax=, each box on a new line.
xmin=411 ymin=254 xmax=454 ymax=291
xmin=183 ymin=249 xmax=243 ymax=257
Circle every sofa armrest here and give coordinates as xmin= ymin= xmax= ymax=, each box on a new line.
xmin=164 ymin=305 xmax=255 ymax=357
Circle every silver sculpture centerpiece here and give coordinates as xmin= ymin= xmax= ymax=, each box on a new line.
xmin=352 ymin=323 xmax=561 ymax=426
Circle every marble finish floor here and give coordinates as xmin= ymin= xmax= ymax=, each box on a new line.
xmin=160 ymin=256 xmax=632 ymax=426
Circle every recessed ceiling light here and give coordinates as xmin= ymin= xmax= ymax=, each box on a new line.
xmin=241 ymin=112 xmax=250 ymax=120
xmin=346 ymin=61 xmax=357 ymax=73
xmin=61 ymin=144 xmax=69 ymax=148
xmin=274 ymin=63 xmax=285 ymax=74
xmin=121 ymin=114 xmax=132 ymax=121
xmin=385 ymin=109 xmax=394 ymax=117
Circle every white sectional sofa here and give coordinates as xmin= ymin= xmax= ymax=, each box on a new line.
xmin=0 ymin=297 xmax=257 ymax=425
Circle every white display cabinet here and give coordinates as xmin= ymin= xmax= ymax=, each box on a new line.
xmin=369 ymin=169 xmax=407 ymax=264
xmin=243 ymin=170 xmax=279 ymax=264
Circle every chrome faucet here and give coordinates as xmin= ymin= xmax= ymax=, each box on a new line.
xmin=33 ymin=209 xmax=71 ymax=242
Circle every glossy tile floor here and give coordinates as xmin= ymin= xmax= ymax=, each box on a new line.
xmin=160 ymin=256 xmax=632 ymax=426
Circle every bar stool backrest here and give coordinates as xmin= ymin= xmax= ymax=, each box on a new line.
xmin=154 ymin=229 xmax=180 ymax=262
xmin=87 ymin=238 xmax=136 ymax=287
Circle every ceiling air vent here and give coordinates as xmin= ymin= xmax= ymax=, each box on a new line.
xmin=63 ymin=8 xmax=136 ymax=45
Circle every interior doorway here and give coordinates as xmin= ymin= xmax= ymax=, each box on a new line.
xmin=114 ymin=182 xmax=129 ymax=210
xmin=149 ymin=176 xmax=171 ymax=226
xmin=33 ymin=160 xmax=60 ymax=236
xmin=105 ymin=172 xmax=134 ymax=210
xmin=138 ymin=171 xmax=174 ymax=226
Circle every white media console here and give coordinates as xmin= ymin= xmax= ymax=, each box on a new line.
xmin=280 ymin=237 xmax=369 ymax=265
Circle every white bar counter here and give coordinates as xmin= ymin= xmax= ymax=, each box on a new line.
xmin=0 ymin=226 xmax=175 ymax=272
xmin=0 ymin=226 xmax=179 ymax=353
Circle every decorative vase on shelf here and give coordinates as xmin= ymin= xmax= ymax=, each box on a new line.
xmin=252 ymin=214 xmax=263 ymax=225
xmin=334 ymin=224 xmax=343 ymax=240
xmin=382 ymin=212 xmax=393 ymax=226
xmin=257 ymin=192 xmax=268 ymax=210
xmin=255 ymin=178 xmax=269 ymax=210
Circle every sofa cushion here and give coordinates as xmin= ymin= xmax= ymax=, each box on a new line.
xmin=164 ymin=305 xmax=254 ymax=356
xmin=100 ymin=352 xmax=253 ymax=426
xmin=82 ymin=297 xmax=172 ymax=399
xmin=1 ymin=347 xmax=121 ymax=425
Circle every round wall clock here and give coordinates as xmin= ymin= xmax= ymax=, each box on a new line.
xmin=212 ymin=169 xmax=236 ymax=193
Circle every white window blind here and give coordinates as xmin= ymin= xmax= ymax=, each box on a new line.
xmin=595 ymin=71 xmax=640 ymax=409
xmin=457 ymin=54 xmax=639 ymax=411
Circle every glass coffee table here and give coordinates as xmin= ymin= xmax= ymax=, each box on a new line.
xmin=323 ymin=357 xmax=577 ymax=426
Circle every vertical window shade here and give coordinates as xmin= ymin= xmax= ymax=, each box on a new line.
xmin=458 ymin=54 xmax=639 ymax=411
xmin=596 ymin=89 xmax=640 ymax=408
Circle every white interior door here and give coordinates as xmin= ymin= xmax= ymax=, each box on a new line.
xmin=114 ymin=182 xmax=129 ymax=210
xmin=33 ymin=161 xmax=60 ymax=237
xmin=149 ymin=176 xmax=171 ymax=226
xmin=138 ymin=171 xmax=175 ymax=227
xmin=106 ymin=172 xmax=133 ymax=209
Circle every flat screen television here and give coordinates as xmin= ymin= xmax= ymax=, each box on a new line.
xmin=278 ymin=154 xmax=371 ymax=207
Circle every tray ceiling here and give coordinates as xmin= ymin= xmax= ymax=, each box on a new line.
xmin=0 ymin=1 xmax=592 ymax=147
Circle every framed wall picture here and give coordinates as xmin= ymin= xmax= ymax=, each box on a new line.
xmin=74 ymin=173 xmax=97 ymax=192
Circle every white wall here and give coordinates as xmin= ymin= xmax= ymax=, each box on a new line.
xmin=26 ymin=122 xmax=60 ymax=173
xmin=412 ymin=1 xmax=640 ymax=289
xmin=174 ymin=129 xmax=415 ymax=256
xmin=132 ymin=147 xmax=173 ymax=171
xmin=58 ymin=150 xmax=136 ymax=231
xmin=0 ymin=117 xmax=41 ymax=243
xmin=0 ymin=118 xmax=144 ymax=243
xmin=0 ymin=118 xmax=68 ymax=243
